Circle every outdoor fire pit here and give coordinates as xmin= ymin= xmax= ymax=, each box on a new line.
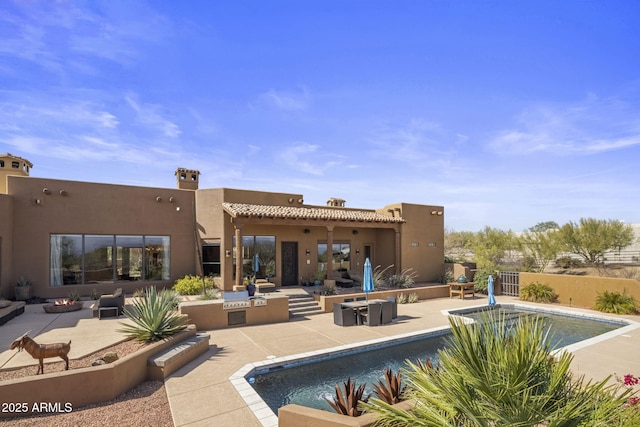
xmin=43 ymin=299 xmax=83 ymax=313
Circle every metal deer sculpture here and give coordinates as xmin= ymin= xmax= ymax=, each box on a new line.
xmin=10 ymin=331 xmax=71 ymax=375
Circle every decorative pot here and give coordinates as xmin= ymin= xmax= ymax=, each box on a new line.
xmin=247 ymin=284 xmax=256 ymax=297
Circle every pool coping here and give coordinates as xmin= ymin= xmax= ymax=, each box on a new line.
xmin=230 ymin=303 xmax=640 ymax=427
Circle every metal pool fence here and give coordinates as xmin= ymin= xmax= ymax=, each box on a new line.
xmin=499 ymin=271 xmax=520 ymax=297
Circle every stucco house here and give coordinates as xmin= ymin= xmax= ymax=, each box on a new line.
xmin=0 ymin=153 xmax=444 ymax=299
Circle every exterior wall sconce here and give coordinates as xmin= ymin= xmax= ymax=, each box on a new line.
xmin=42 ymin=188 xmax=51 ymax=195
xmin=303 ymin=228 xmax=310 ymax=234
xmin=59 ymin=190 xmax=67 ymax=196
xmin=356 ymin=249 xmax=360 ymax=254
xmin=306 ymin=249 xmax=311 ymax=256
xmin=352 ymin=229 xmax=358 ymax=235
xmin=156 ymin=196 xmax=162 ymax=202
xmin=225 ymin=250 xmax=231 ymax=257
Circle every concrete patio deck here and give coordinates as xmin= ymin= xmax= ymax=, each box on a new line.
xmin=1 ymin=289 xmax=639 ymax=426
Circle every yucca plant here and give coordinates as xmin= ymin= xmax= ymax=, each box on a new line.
xmin=520 ymin=282 xmax=558 ymax=303
xmin=324 ymin=377 xmax=369 ymax=417
xmin=372 ymin=368 xmax=406 ymax=405
xmin=118 ymin=286 xmax=187 ymax=343
xmin=407 ymin=292 xmax=419 ymax=303
xmin=595 ymin=290 xmax=637 ymax=314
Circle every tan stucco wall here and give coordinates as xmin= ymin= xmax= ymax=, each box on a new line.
xmin=395 ymin=203 xmax=445 ymax=282
xmin=317 ymin=285 xmax=450 ymax=312
xmin=519 ymin=272 xmax=640 ymax=309
xmin=0 ymin=194 xmax=13 ymax=298
xmin=0 ymin=326 xmax=196 ymax=419
xmin=7 ymin=176 xmax=197 ymax=298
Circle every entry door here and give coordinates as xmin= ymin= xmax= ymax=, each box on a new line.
xmin=281 ymin=242 xmax=298 ymax=286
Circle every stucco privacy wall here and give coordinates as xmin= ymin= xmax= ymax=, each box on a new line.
xmin=0 ymin=194 xmax=13 ymax=298
xmin=520 ymin=272 xmax=640 ymax=309
xmin=7 ymin=176 xmax=197 ymax=298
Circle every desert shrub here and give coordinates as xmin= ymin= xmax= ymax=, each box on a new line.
xmin=388 ymin=268 xmax=418 ymax=289
xmin=373 ymin=264 xmax=394 ymax=288
xmin=439 ymin=269 xmax=454 ymax=285
xmin=372 ymin=368 xmax=406 ymax=405
xmin=200 ymin=288 xmax=221 ymax=300
xmin=555 ymin=256 xmax=583 ymax=269
xmin=173 ymin=275 xmax=216 ymax=295
xmin=91 ymin=288 xmax=101 ymax=300
xmin=407 ymin=293 xmax=419 ymax=303
xmin=595 ymin=291 xmax=637 ymax=314
xmin=67 ymin=290 xmax=81 ymax=302
xmin=118 ymin=286 xmax=187 ymax=342
xmin=471 ymin=269 xmax=495 ymax=294
xmin=325 ymin=377 xmax=369 ymax=417
xmin=323 ymin=282 xmax=336 ymax=296
xmin=397 ymin=293 xmax=408 ymax=304
xmin=520 ymin=282 xmax=558 ymax=303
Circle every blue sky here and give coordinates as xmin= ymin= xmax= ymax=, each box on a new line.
xmin=1 ymin=1 xmax=640 ymax=232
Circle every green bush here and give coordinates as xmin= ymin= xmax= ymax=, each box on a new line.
xmin=173 ymin=275 xmax=216 ymax=295
xmin=118 ymin=286 xmax=187 ymax=343
xmin=555 ymin=256 xmax=583 ymax=269
xmin=595 ymin=291 xmax=637 ymax=314
xmin=520 ymin=282 xmax=558 ymax=303
xmin=471 ymin=269 xmax=495 ymax=294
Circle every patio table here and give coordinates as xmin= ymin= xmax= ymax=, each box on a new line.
xmin=341 ymin=299 xmax=388 ymax=325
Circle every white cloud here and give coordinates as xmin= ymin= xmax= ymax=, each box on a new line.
xmin=256 ymin=87 xmax=310 ymax=111
xmin=490 ymin=95 xmax=640 ymax=156
xmin=125 ymin=94 xmax=181 ymax=138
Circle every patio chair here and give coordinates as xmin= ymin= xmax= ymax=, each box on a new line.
xmin=360 ymin=303 xmax=382 ymax=326
xmin=380 ymin=301 xmax=393 ymax=324
xmin=95 ymin=288 xmax=125 ymax=318
xmin=386 ymin=296 xmax=398 ymax=319
xmin=333 ymin=303 xmax=357 ymax=326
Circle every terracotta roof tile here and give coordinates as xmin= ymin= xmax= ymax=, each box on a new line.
xmin=222 ymin=202 xmax=405 ymax=223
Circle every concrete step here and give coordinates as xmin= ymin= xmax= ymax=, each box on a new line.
xmin=287 ymin=293 xmax=324 ymax=317
xmin=147 ymin=333 xmax=211 ymax=380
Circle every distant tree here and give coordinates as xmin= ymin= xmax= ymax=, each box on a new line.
xmin=517 ymin=228 xmax=563 ymax=273
xmin=558 ymin=218 xmax=636 ymax=264
xmin=443 ymin=229 xmax=474 ymax=261
xmin=528 ymin=221 xmax=560 ymax=232
xmin=469 ymin=226 xmax=516 ymax=269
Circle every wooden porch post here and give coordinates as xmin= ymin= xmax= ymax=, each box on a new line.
xmin=235 ymin=225 xmax=243 ymax=287
xmin=326 ymin=225 xmax=334 ymax=276
xmin=394 ymin=225 xmax=401 ymax=274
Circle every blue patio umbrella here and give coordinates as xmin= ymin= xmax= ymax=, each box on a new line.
xmin=363 ymin=258 xmax=374 ymax=300
xmin=487 ymin=274 xmax=497 ymax=306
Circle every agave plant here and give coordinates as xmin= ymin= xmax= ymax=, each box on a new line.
xmin=372 ymin=368 xmax=406 ymax=405
xmin=324 ymin=377 xmax=369 ymax=417
xmin=118 ymin=286 xmax=187 ymax=343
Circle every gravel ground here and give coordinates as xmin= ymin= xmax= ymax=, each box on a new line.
xmin=1 ymin=340 xmax=174 ymax=426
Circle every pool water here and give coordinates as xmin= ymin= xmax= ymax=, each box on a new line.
xmin=249 ymin=306 xmax=626 ymax=413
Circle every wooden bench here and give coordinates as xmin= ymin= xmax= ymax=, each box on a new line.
xmin=449 ymin=282 xmax=475 ymax=299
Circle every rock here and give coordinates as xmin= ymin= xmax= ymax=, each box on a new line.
xmin=92 ymin=359 xmax=106 ymax=366
xmin=102 ymin=352 xmax=119 ymax=363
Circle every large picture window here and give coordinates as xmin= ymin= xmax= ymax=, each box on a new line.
xmin=232 ymin=235 xmax=276 ymax=279
xmin=318 ymin=242 xmax=351 ymax=272
xmin=50 ymin=234 xmax=170 ymax=286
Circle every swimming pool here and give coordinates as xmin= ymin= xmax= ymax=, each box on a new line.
xmin=231 ymin=303 xmax=636 ymax=422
